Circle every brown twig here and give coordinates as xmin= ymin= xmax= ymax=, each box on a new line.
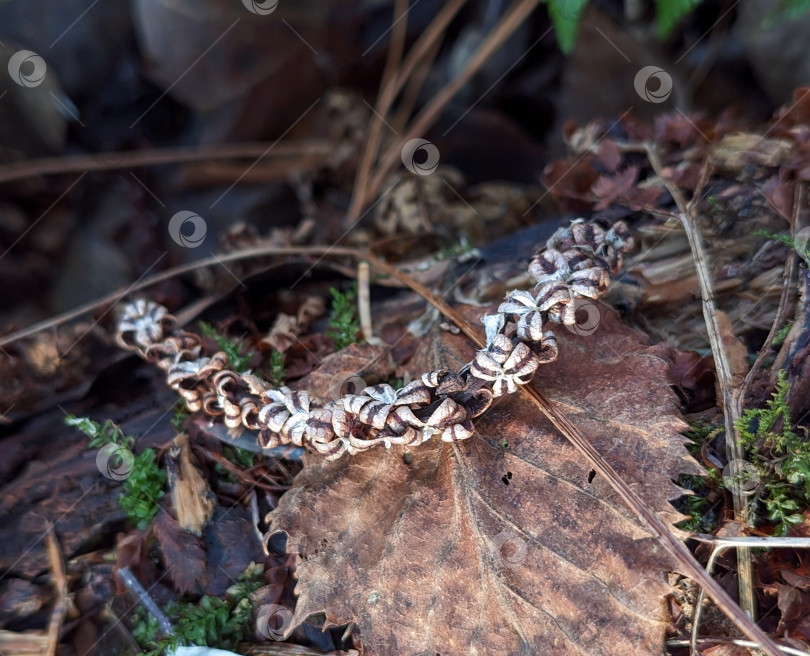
xmin=357 ymin=260 xmax=375 ymax=343
xmin=645 ymin=145 xmax=758 ymax=622
xmin=197 ymin=445 xmax=276 ymax=491
xmin=380 ymin=0 xmax=410 ymax=113
xmin=689 ymin=535 xmax=810 ymax=655
xmin=0 ymin=244 xmax=361 ymax=347
xmin=669 ymin=638 xmax=808 ymax=656
xmin=0 ymin=141 xmax=331 ymax=184
xmin=45 ymin=529 xmax=67 ymax=656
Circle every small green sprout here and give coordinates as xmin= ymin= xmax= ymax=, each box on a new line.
xmin=737 ymin=370 xmax=797 ymax=455
xmin=678 ymin=377 xmax=810 ymax=536
xmin=763 ymin=486 xmax=804 ymax=536
xmin=773 ymin=321 xmax=793 ymax=348
xmin=170 ymin=400 xmax=189 ymax=430
xmin=675 ymin=473 xmax=719 ymax=533
xmin=64 ymin=415 xmax=133 ymax=450
xmin=674 ymin=423 xmax=724 ymax=533
xmin=65 ymin=415 xmax=166 ymax=529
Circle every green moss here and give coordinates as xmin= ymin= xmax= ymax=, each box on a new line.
xmin=266 ymin=348 xmax=286 ymax=388
xmin=119 ymin=449 xmax=167 ymax=530
xmin=131 ymin=563 xmax=265 ymax=656
xmin=65 ymin=416 xmax=166 ymax=529
xmin=199 ymin=321 xmax=255 ymax=373
xmin=326 ymin=282 xmax=360 ymax=350
xmin=734 ymin=370 xmax=810 ymax=535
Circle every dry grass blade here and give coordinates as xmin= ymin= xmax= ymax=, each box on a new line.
xmin=669 ymin=638 xmax=810 ymax=656
xmin=389 ymin=36 xmax=443 ymax=135
xmin=347 ymin=0 xmax=468 ymax=223
xmin=362 ymin=0 xmax=542 ymax=216
xmin=645 ymin=144 xmax=757 ymax=621
xmin=0 ymin=244 xmax=364 ymax=347
xmin=347 ymin=0 xmax=409 ymax=225
xmin=0 ymin=141 xmax=330 ymax=183
xmin=689 ymin=536 xmax=810 ymax=656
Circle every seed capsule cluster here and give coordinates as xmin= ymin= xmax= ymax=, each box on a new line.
xmin=116 ymin=219 xmax=632 ymax=459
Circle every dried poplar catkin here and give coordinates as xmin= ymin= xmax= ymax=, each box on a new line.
xmin=116 ymin=219 xmax=633 ymax=460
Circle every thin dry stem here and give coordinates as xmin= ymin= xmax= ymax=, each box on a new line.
xmin=347 ymin=0 xmax=468 ymax=222
xmin=688 ymin=534 xmax=810 ymax=656
xmin=117 ymin=567 xmax=174 ymax=636
xmin=645 ymin=145 xmax=757 ymax=621
xmin=357 ymin=260 xmax=376 ymax=343
xmin=669 ymin=638 xmax=809 ymax=656
xmin=0 ymin=141 xmax=330 ymax=184
xmin=348 ymin=0 xmax=409 ymax=222
xmin=45 ymin=529 xmax=67 ymax=656
xmin=390 ymin=36 xmax=443 ymax=135
xmin=0 ymin=244 xmax=363 ymax=347
xmin=741 ymin=183 xmax=804 ymax=400
xmin=364 ymin=0 xmax=542 ymax=215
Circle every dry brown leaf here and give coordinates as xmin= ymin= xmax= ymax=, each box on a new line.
xmin=771 ymin=86 xmax=810 ymax=135
xmin=263 ymin=296 xmax=326 ymax=354
xmin=654 ymin=112 xmax=713 ymax=149
xmin=775 ymin=582 xmax=810 ymax=637
xmin=592 ymin=166 xmax=665 ymax=212
xmin=268 ymin=305 xmax=700 ymax=655
xmin=592 ymin=166 xmax=640 ymax=210
xmin=542 ymin=158 xmax=600 ymax=208
xmin=264 ymin=314 xmax=301 ymax=354
xmin=709 ymin=133 xmax=793 ymax=170
xmin=153 ymin=512 xmax=206 ymax=596
xmin=760 ymin=174 xmax=794 ymax=220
